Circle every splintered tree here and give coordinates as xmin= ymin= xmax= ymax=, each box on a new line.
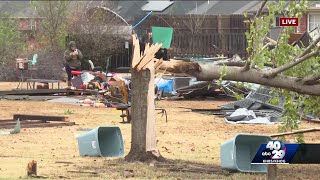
xmin=125 ymin=34 xmax=164 ymax=162
xmin=126 ymin=0 xmax=316 ymax=160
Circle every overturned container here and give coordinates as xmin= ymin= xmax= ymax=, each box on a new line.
xmin=220 ymin=133 xmax=272 ymax=173
xmin=76 ymin=126 xmax=124 ymax=157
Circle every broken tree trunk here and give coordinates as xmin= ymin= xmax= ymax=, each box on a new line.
xmin=125 ymin=35 xmax=164 ymax=162
xmin=157 ymin=60 xmax=320 ymax=96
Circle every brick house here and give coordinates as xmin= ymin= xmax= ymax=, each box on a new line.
xmin=250 ymin=1 xmax=320 ymax=33
xmin=0 ymin=1 xmax=42 ymax=50
xmin=297 ymin=3 xmax=320 ymax=42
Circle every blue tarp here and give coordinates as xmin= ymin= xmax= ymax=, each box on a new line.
xmin=154 ymin=78 xmax=174 ymax=95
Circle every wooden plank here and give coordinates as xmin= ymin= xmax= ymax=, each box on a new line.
xmin=0 ymin=88 xmax=98 ymax=96
xmin=13 ymin=114 xmax=67 ymax=121
xmin=0 ymin=95 xmax=29 ymax=100
xmin=0 ymin=122 xmax=75 ymax=129
xmin=0 ymin=89 xmax=67 ymax=96
xmin=27 ymin=79 xmax=60 ymax=83
xmin=270 ymin=128 xmax=320 ymax=138
xmin=0 ymin=120 xmax=46 ymax=126
xmin=303 ymin=118 xmax=320 ymax=123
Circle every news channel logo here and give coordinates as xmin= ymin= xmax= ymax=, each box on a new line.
xmin=263 ymin=140 xmax=286 ymax=162
xmin=251 ymin=140 xmax=288 ymax=164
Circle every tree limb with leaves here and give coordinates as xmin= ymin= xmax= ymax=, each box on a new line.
xmin=126 ymin=0 xmax=318 ymax=162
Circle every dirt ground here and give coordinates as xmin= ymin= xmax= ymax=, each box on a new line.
xmin=1 ymin=82 xmax=320 ymax=179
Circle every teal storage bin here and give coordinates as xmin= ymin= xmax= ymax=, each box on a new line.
xmin=220 ymin=134 xmax=272 ymax=173
xmin=76 ymin=126 xmax=124 ymax=157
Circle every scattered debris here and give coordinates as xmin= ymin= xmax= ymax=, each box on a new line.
xmin=176 ymin=81 xmax=222 ymax=99
xmin=0 ymin=115 xmax=75 ymax=129
xmin=48 ymin=97 xmax=82 ymax=104
xmin=0 ymin=89 xmax=98 ymax=96
xmin=0 ymin=119 xmax=20 ymax=135
xmin=13 ymin=114 xmax=67 ymax=121
xmin=224 ymin=108 xmax=278 ymax=124
xmin=156 ymin=108 xmax=168 ymax=122
xmin=55 ymin=161 xmax=74 ymax=164
xmin=67 ymin=170 xmax=98 ymax=175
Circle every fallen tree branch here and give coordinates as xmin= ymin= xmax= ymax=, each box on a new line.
xmin=157 ymin=59 xmax=320 ymax=96
xmin=215 ymin=60 xmax=246 ymax=66
xmin=242 ymin=61 xmax=251 ymax=72
xmin=270 ymin=128 xmax=320 ymax=138
xmin=264 ymin=33 xmax=320 ymax=78
xmin=302 ymin=74 xmax=320 ymax=85
xmin=264 ymin=49 xmax=320 ymax=78
xmin=298 ymin=35 xmax=320 ymax=58
xmin=265 ymin=37 xmax=278 ymax=46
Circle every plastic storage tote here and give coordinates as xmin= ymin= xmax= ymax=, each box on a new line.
xmin=220 ymin=133 xmax=272 ymax=173
xmin=76 ymin=126 xmax=124 ymax=157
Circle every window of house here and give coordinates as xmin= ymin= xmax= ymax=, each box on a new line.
xmin=273 ymin=15 xmax=284 ymax=27
xmin=29 ymin=19 xmax=36 ymax=30
xmin=275 ymin=16 xmax=281 ymax=27
xmin=309 ymin=14 xmax=320 ymax=31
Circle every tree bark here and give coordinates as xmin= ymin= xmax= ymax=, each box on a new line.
xmin=125 ymin=35 xmax=164 ymax=162
xmin=158 ymin=60 xmax=320 ymax=96
xmin=125 ymin=68 xmax=162 ymax=162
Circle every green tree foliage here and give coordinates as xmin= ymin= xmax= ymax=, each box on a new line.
xmin=243 ymin=0 xmax=319 ymax=142
xmin=30 ymin=1 xmax=70 ymax=48
xmin=0 ymin=14 xmax=24 ymax=80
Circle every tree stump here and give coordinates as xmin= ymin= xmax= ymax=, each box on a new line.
xmin=27 ymin=160 xmax=37 ymax=176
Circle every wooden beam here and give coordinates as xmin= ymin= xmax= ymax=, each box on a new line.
xmin=0 ymin=89 xmax=67 ymax=96
xmin=0 ymin=122 xmax=75 ymax=129
xmin=0 ymin=120 xmax=45 ymax=126
xmin=0 ymin=89 xmax=98 ymax=96
xmin=270 ymin=128 xmax=320 ymax=137
xmin=13 ymin=114 xmax=68 ymax=121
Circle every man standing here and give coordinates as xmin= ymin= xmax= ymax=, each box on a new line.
xmin=64 ymin=41 xmax=83 ymax=87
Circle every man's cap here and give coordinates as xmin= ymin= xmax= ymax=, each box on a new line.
xmin=69 ymin=41 xmax=76 ymax=48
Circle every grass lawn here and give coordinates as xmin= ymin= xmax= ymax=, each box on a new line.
xmin=0 ymin=82 xmax=320 ymax=179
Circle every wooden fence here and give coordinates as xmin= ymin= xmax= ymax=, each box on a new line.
xmin=171 ymin=32 xmax=247 ymax=58
xmin=137 ymin=14 xmax=249 ymax=58
xmin=65 ymin=14 xmax=249 ymax=72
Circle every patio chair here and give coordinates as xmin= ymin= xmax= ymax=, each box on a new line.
xmin=16 ymin=54 xmax=38 ymax=89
